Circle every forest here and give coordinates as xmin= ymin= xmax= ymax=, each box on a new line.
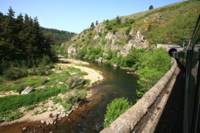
xmin=0 ymin=7 xmax=56 ymax=74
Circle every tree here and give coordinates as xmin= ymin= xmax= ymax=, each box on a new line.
xmin=149 ymin=5 xmax=154 ymax=10
xmin=96 ymin=20 xmax=99 ymax=26
xmin=0 ymin=7 xmax=55 ymax=72
xmin=116 ymin=16 xmax=121 ymax=24
xmin=7 ymin=7 xmax=15 ymax=19
xmin=90 ymin=22 xmax=95 ymax=29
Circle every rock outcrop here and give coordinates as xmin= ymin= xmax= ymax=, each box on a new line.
xmin=21 ymin=86 xmax=35 ymax=95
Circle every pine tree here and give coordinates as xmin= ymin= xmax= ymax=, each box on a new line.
xmin=116 ymin=16 xmax=121 ymax=24
xmin=0 ymin=8 xmax=55 ymax=71
xmin=149 ymin=5 xmax=154 ymax=10
xmin=7 ymin=7 xmax=15 ymax=19
xmin=90 ymin=22 xmax=95 ymax=29
xmin=96 ymin=20 xmax=99 ymax=26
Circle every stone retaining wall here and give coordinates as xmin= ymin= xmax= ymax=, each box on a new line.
xmin=101 ymin=59 xmax=179 ymax=133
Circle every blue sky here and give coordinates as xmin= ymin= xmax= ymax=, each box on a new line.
xmin=0 ymin=0 xmax=182 ymax=33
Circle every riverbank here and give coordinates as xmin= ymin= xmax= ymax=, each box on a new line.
xmin=58 ymin=58 xmax=103 ymax=85
xmin=0 ymin=59 xmax=104 ymax=129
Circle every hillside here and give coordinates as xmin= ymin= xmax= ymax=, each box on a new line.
xmin=42 ymin=28 xmax=76 ymax=45
xmin=66 ymin=1 xmax=200 ymax=59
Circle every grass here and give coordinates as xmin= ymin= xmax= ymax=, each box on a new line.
xmin=0 ymin=76 xmax=45 ymax=92
xmin=0 ymin=85 xmax=68 ymax=113
xmin=0 ymin=111 xmax=23 ymax=121
xmin=141 ymin=1 xmax=200 ymax=44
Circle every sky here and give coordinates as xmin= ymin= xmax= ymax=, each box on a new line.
xmin=0 ymin=0 xmax=183 ymax=33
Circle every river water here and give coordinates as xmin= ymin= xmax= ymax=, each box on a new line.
xmin=0 ymin=63 xmax=136 ymax=133
xmin=53 ymin=63 xmax=137 ymax=133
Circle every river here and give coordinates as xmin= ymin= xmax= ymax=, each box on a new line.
xmin=0 ymin=63 xmax=136 ymax=133
xmin=53 ymin=63 xmax=137 ymax=133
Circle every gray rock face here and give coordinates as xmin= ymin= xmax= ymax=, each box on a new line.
xmin=67 ymin=45 xmax=77 ymax=58
xmin=104 ymin=30 xmax=149 ymax=56
xmin=67 ymin=23 xmax=149 ymax=58
xmin=21 ymin=86 xmax=34 ymax=95
xmin=94 ymin=24 xmax=105 ymax=34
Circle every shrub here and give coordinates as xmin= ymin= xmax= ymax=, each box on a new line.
xmin=104 ymin=98 xmax=130 ymax=127
xmin=135 ymin=49 xmax=171 ymax=98
xmin=78 ymin=47 xmax=103 ymax=61
xmin=39 ymin=55 xmax=52 ymax=67
xmin=0 ymin=77 xmax=4 ymax=83
xmin=136 ymin=68 xmax=162 ymax=98
xmin=29 ymin=66 xmax=52 ymax=76
xmin=3 ymin=67 xmax=28 ymax=80
xmin=126 ymin=49 xmax=145 ymax=68
xmin=138 ymin=49 xmax=171 ymax=72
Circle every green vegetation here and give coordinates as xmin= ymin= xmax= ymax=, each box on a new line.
xmin=102 ymin=49 xmax=171 ymax=127
xmin=104 ymin=98 xmax=130 ymax=127
xmin=133 ymin=49 xmax=171 ymax=98
xmin=0 ymin=111 xmax=23 ymax=121
xmin=69 ymin=2 xmax=182 ymax=127
xmin=68 ymin=1 xmax=200 ymax=54
xmin=142 ymin=1 xmax=200 ymax=44
xmin=0 ymin=8 xmax=57 ymax=74
xmin=3 ymin=67 xmax=28 ymax=80
xmin=0 ymin=85 xmax=67 ymax=112
xmin=0 ymin=66 xmax=88 ymax=121
xmin=42 ymin=28 xmax=76 ymax=45
xmin=78 ymin=47 xmax=103 ymax=61
xmin=0 ymin=67 xmax=86 ymax=92
xmin=53 ymin=89 xmax=87 ymax=112
xmin=149 ymin=5 xmax=154 ymax=10
xmin=0 ymin=8 xmax=78 ymax=122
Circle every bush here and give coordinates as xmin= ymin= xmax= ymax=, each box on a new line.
xmin=135 ymin=49 xmax=171 ymax=98
xmin=104 ymin=98 xmax=130 ymax=127
xmin=78 ymin=47 xmax=103 ymax=61
xmin=136 ymin=68 xmax=162 ymax=98
xmin=3 ymin=67 xmax=28 ymax=80
xmin=138 ymin=49 xmax=171 ymax=72
xmin=29 ymin=66 xmax=52 ymax=76
xmin=126 ymin=49 xmax=145 ymax=68
xmin=39 ymin=55 xmax=52 ymax=67
xmin=0 ymin=77 xmax=4 ymax=83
